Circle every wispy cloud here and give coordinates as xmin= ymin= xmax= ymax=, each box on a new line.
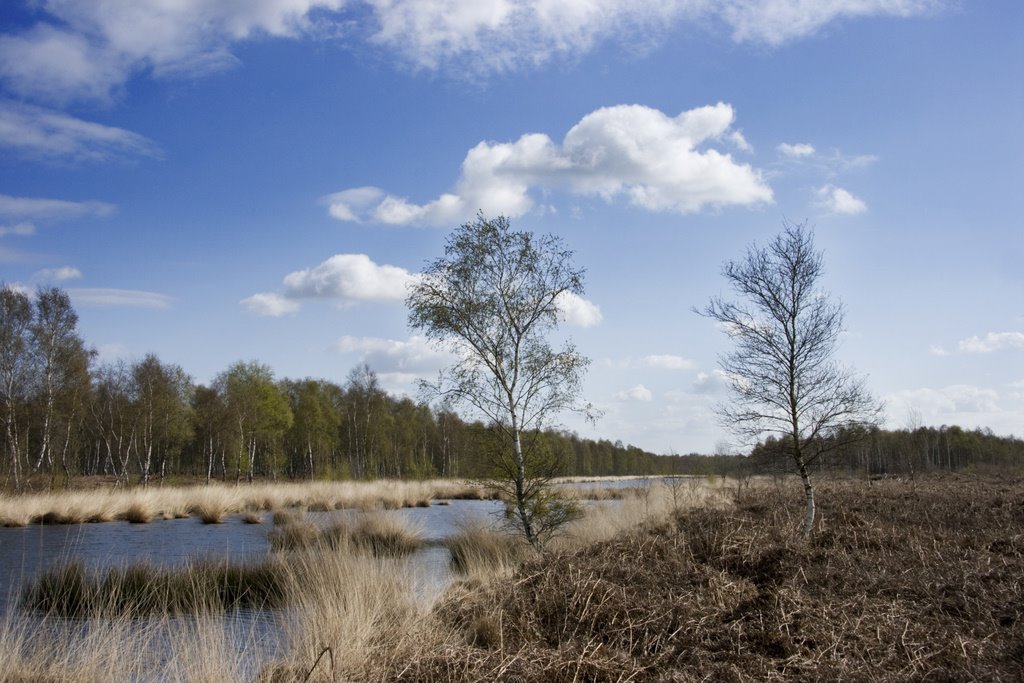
xmin=0 ymin=100 xmax=160 ymax=161
xmin=957 ymin=332 xmax=1024 ymax=354
xmin=641 ymin=354 xmax=696 ymax=370
xmin=0 ymin=1 xmax=945 ymax=105
xmin=326 ymin=102 xmax=772 ymax=226
xmin=0 ymin=222 xmax=35 ymax=237
xmin=68 ymin=288 xmax=174 ymax=308
xmin=616 ymin=384 xmax=653 ymax=402
xmin=32 ymin=266 xmax=82 ymax=283
xmin=777 ymin=142 xmax=815 ymax=158
xmin=0 ymin=194 xmax=115 ymax=221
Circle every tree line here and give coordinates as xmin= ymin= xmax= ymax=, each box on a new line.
xmin=3 ymin=285 xmax=1020 ymax=492
xmin=1 ymin=285 xmax=671 ymax=490
xmin=748 ymin=424 xmax=1024 ymax=478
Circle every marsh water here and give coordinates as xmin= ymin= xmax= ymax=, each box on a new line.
xmin=0 ymin=479 xmax=654 ymax=678
xmin=0 ymin=498 xmax=507 ymax=616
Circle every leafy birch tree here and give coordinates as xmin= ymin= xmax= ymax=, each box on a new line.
xmin=408 ymin=214 xmax=592 ymax=548
xmin=701 ymin=221 xmax=882 ymax=537
xmin=0 ymin=286 xmax=32 ymax=489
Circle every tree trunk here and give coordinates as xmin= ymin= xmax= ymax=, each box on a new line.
xmin=511 ymin=420 xmax=538 ymax=548
xmin=797 ymin=459 xmax=815 ymax=538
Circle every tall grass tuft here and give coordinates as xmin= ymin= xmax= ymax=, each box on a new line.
xmin=444 ymin=520 xmax=527 ymax=578
xmin=22 ymin=558 xmax=289 ymax=617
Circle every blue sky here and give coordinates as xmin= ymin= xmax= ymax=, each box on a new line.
xmin=1 ymin=0 xmax=1021 ymax=454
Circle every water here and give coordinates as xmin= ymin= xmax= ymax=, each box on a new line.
xmin=0 ymin=496 xmax=507 ymax=679
xmin=0 ymin=498 xmax=505 ymax=616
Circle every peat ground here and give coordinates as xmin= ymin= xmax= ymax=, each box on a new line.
xmin=398 ymin=476 xmax=1023 ymax=682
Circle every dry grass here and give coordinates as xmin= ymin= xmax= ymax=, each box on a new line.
xmin=0 ymin=608 xmax=266 ymax=682
xmin=412 ymin=476 xmax=1024 ymax=682
xmin=270 ymin=510 xmax=424 ymax=557
xmin=0 ymin=479 xmax=494 ymax=528
xmin=11 ymin=476 xmax=1013 ymax=681
xmin=444 ymin=520 xmax=528 ymax=580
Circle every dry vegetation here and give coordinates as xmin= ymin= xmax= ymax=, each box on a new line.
xmin=0 ymin=479 xmax=493 ymax=527
xmin=409 ymin=476 xmax=1024 ymax=682
xmin=3 ymin=476 xmax=1021 ymax=681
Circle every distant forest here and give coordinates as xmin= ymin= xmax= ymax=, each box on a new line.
xmin=2 ymin=286 xmax=1022 ymax=490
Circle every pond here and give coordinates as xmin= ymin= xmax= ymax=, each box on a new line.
xmin=0 ymin=497 xmax=506 ymax=616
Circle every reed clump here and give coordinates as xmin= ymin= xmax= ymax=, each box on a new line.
xmin=271 ymin=511 xmax=424 ymax=557
xmin=22 ymin=558 xmax=289 ymax=618
xmin=444 ymin=521 xmax=528 ymax=578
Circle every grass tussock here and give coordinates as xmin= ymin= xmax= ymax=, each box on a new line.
xmin=22 ymin=558 xmax=288 ymax=617
xmin=409 ymin=476 xmax=1024 ymax=682
xmin=270 ymin=511 xmax=424 ymax=557
xmin=444 ymin=522 xmax=528 ymax=581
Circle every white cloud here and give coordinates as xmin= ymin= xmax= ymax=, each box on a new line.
xmin=32 ymin=266 xmax=82 ymax=282
xmin=777 ymin=142 xmax=815 ymax=157
xmin=928 ymin=344 xmax=949 ymax=357
xmin=244 ymin=253 xmax=419 ymax=315
xmin=957 ymin=332 xmax=1024 ymax=354
xmin=240 ymin=292 xmax=301 ymax=317
xmin=0 ymin=222 xmax=35 ymax=237
xmin=367 ymin=0 xmax=943 ymax=74
xmin=67 ymin=288 xmax=173 ymax=308
xmin=722 ymin=0 xmax=942 ymax=46
xmin=283 ymin=254 xmax=418 ymax=303
xmin=0 ymin=194 xmax=116 ymax=221
xmin=885 ymin=385 xmax=1000 ymax=417
xmin=328 ymin=102 xmax=772 ymax=226
xmin=0 ymin=101 xmax=160 ymax=161
xmin=556 ymin=290 xmax=603 ymax=328
xmin=616 ymin=384 xmax=653 ymax=402
xmin=336 ymin=334 xmax=455 ymax=382
xmin=641 ymin=354 xmax=695 ymax=370
xmin=692 ymin=369 xmax=730 ymax=394
xmin=816 ymin=184 xmax=867 ymax=215
xmin=0 ymin=1 xmax=943 ymax=103
xmin=0 ymin=0 xmax=346 ymax=103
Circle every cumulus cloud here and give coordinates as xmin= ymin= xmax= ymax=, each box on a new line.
xmin=67 ymin=288 xmax=173 ymax=308
xmin=336 ymin=334 xmax=455 ymax=390
xmin=616 ymin=384 xmax=653 ymax=402
xmin=0 ymin=194 xmax=116 ymax=221
xmin=244 ymin=253 xmax=418 ymax=316
xmin=0 ymin=101 xmax=160 ymax=161
xmin=957 ymin=332 xmax=1024 ymax=354
xmin=777 ymin=142 xmax=815 ymax=157
xmin=816 ymin=184 xmax=867 ymax=215
xmin=556 ymin=291 xmax=603 ymax=328
xmin=240 ymin=292 xmax=301 ymax=317
xmin=327 ymin=102 xmax=772 ymax=226
xmin=32 ymin=266 xmax=82 ymax=282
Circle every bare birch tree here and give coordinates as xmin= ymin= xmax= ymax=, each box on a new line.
xmin=408 ymin=214 xmax=592 ymax=548
xmin=701 ymin=221 xmax=882 ymax=537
